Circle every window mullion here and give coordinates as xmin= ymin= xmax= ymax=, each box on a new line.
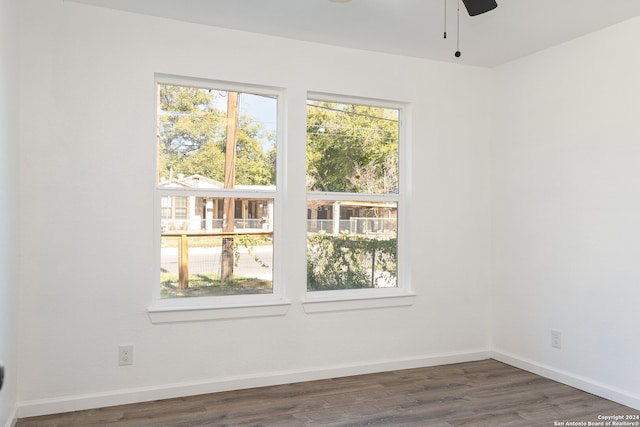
xmin=307 ymin=192 xmax=399 ymax=202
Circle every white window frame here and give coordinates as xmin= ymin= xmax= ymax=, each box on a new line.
xmin=148 ymin=74 xmax=289 ymax=323
xmin=302 ymin=92 xmax=414 ymax=313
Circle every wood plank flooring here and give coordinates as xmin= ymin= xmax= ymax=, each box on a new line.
xmin=16 ymin=359 xmax=640 ymax=426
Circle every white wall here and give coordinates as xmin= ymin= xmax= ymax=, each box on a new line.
xmin=16 ymin=0 xmax=492 ymax=415
xmin=492 ymin=17 xmax=640 ymax=407
xmin=0 ymin=0 xmax=19 ymax=424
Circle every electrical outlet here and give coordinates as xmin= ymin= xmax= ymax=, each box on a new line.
xmin=551 ymin=330 xmax=562 ymax=349
xmin=119 ymin=345 xmax=134 ymax=366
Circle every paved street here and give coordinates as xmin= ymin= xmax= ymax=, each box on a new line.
xmin=161 ymin=245 xmax=273 ymax=280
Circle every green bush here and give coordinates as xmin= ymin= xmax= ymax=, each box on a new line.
xmin=307 ymin=234 xmax=397 ymax=291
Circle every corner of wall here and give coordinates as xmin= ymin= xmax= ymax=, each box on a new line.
xmin=2 ymin=409 xmax=17 ymax=427
xmin=0 ymin=0 xmax=20 ymax=424
xmin=490 ymin=350 xmax=640 ymax=411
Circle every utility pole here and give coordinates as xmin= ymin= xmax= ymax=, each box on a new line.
xmin=220 ymin=91 xmax=238 ymax=284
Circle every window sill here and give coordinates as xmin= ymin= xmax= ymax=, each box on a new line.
xmin=301 ymin=291 xmax=415 ymax=314
xmin=148 ymin=299 xmax=291 ymax=323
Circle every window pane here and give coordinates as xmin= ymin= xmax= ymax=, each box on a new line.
xmin=160 ymin=196 xmax=172 ymax=219
xmin=157 ymin=84 xmax=277 ymax=188
xmin=306 ymin=100 xmax=398 ymax=194
xmin=306 ymin=200 xmax=397 ymax=291
xmin=160 ymin=198 xmax=274 ymax=299
xmin=174 ymin=196 xmax=188 ymax=219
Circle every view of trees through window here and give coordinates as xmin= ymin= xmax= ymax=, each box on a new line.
xmin=157 ymin=83 xmax=277 ymax=299
xmin=306 ymin=99 xmax=400 ymax=291
xmin=156 ymin=83 xmax=402 ymax=299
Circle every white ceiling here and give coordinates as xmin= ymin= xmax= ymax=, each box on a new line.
xmin=69 ymin=0 xmax=640 ymax=67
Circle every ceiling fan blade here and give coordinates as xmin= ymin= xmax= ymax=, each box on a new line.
xmin=461 ymin=0 xmax=497 ymax=16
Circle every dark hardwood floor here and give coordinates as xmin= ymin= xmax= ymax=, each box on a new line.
xmin=16 ymin=359 xmax=640 ymax=426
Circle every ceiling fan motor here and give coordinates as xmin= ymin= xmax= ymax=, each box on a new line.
xmin=462 ymin=0 xmax=497 ymax=16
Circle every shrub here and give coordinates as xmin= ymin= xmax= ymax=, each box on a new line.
xmin=307 ymin=234 xmax=397 ymax=291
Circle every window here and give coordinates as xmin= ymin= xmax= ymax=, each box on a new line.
xmin=152 ymin=77 xmax=284 ymax=316
xmin=161 ymin=196 xmax=188 ymax=228
xmin=150 ymin=77 xmax=411 ymax=320
xmin=174 ymin=196 xmax=188 ymax=219
xmin=306 ymin=94 xmax=407 ymax=300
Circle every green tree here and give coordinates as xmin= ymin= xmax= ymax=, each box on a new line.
xmin=306 ymin=101 xmax=398 ymax=193
xmin=158 ymin=85 xmax=276 ymax=185
xmin=235 ymin=116 xmax=276 ymax=185
xmin=158 ymin=85 xmax=226 ymax=181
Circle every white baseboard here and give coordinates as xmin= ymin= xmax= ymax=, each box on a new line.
xmin=16 ymin=349 xmax=490 ymax=419
xmin=491 ymin=350 xmax=640 ymax=411
xmin=3 ymin=406 xmax=17 ymax=427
